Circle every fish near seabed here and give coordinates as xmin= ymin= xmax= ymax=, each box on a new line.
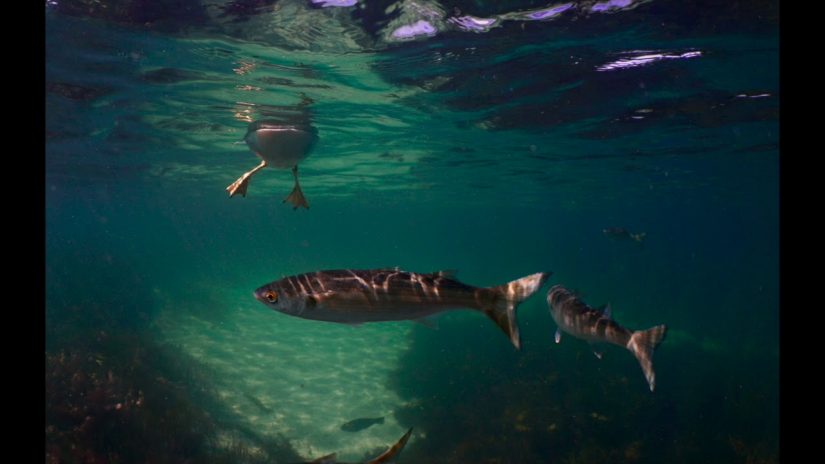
xmin=546 ymin=285 xmax=667 ymax=391
xmin=341 ymin=416 xmax=385 ymax=432
xmin=226 ymin=120 xmax=318 ymax=209
xmin=305 ymin=427 xmax=413 ymax=464
xmin=254 ymin=269 xmax=551 ymax=349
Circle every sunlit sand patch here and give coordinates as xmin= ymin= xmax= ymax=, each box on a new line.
xmin=155 ymin=285 xmax=415 ymax=460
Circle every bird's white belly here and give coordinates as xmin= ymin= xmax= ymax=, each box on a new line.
xmin=246 ymin=127 xmax=313 ymax=168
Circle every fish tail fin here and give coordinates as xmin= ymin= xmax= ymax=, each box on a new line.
xmin=366 ymin=428 xmax=413 ymax=464
xmin=632 ymin=232 xmax=647 ymax=243
xmin=627 ymin=324 xmax=667 ymax=392
xmin=483 ymin=272 xmax=551 ymax=350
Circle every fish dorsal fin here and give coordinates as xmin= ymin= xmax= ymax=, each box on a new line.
xmin=594 ymin=304 xmax=612 ymax=319
xmin=571 ymin=288 xmax=584 ymax=298
xmin=433 ymin=269 xmax=458 ymax=279
xmin=309 ymin=453 xmax=337 ymax=463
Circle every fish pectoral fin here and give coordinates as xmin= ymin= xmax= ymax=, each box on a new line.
xmin=588 ymin=342 xmax=604 ymax=360
xmin=555 ymin=328 xmax=562 ymax=344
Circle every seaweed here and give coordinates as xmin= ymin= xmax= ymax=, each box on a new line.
xmin=45 ymin=331 xmax=304 ymax=463
xmin=385 ymin=315 xmax=778 ymax=463
xmin=45 ymin=248 xmax=303 ymax=463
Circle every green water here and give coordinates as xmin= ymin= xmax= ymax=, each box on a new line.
xmin=46 ymin=1 xmax=778 ymax=462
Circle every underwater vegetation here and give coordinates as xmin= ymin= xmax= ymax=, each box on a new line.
xmin=45 ymin=249 xmax=305 ymax=464
xmin=385 ymin=316 xmax=778 ymax=464
xmin=45 ymin=335 xmax=306 ymax=464
xmin=46 ymin=0 xmax=778 ymax=460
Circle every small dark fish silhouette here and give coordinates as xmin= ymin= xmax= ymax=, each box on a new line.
xmin=340 ymin=416 xmax=385 ymax=432
xmin=603 ymin=227 xmax=646 ymax=243
xmin=242 ymin=392 xmax=273 ymax=414
xmin=303 ymin=427 xmax=413 ymax=464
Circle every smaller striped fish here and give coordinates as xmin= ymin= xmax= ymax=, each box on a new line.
xmin=547 ymin=285 xmax=667 ymax=391
xmin=254 ymin=269 xmax=551 ymax=349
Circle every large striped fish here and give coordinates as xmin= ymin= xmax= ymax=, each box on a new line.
xmin=546 ymin=285 xmax=667 ymax=391
xmin=254 ymin=269 xmax=551 ymax=349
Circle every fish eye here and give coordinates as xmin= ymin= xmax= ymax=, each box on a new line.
xmin=264 ymin=291 xmax=278 ymax=303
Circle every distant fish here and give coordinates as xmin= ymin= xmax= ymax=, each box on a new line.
xmin=546 ymin=285 xmax=667 ymax=391
xmin=254 ymin=269 xmax=551 ymax=349
xmin=242 ymin=392 xmax=273 ymax=414
xmin=305 ymin=427 xmax=413 ymax=464
xmin=226 ymin=120 xmax=318 ymax=209
xmin=340 ymin=416 xmax=384 ymax=432
xmin=603 ymin=227 xmax=646 ymax=244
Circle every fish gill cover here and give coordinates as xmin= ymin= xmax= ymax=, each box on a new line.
xmin=46 ymin=0 xmax=777 ymax=463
